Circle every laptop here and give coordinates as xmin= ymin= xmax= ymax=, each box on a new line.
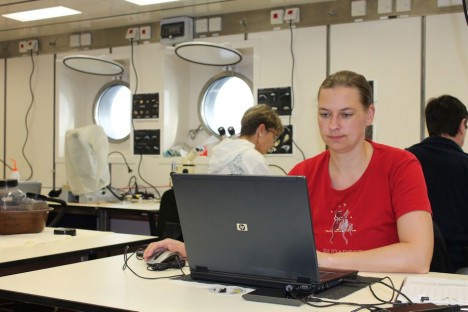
xmin=171 ymin=173 xmax=357 ymax=304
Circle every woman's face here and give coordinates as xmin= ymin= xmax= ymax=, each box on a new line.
xmin=317 ymin=86 xmax=374 ymax=154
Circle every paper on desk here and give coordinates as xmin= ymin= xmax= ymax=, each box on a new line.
xmin=399 ymin=276 xmax=468 ymax=306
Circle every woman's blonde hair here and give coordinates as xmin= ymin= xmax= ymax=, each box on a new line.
xmin=318 ymin=70 xmax=373 ymax=109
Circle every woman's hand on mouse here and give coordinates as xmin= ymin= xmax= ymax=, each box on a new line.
xmin=143 ymin=238 xmax=187 ymax=261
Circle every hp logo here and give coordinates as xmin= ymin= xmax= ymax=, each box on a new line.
xmin=236 ymin=223 xmax=248 ymax=232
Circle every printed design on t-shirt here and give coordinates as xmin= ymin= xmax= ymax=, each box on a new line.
xmin=327 ymin=203 xmax=354 ymax=244
xmin=227 ymin=154 xmax=245 ymax=174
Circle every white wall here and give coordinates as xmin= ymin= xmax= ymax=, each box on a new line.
xmin=426 ymin=13 xmax=468 ymax=101
xmin=330 ymin=17 xmax=422 ymax=149
xmin=6 ymin=54 xmax=54 ymax=187
xmin=250 ymin=26 xmax=328 ymax=173
xmin=426 ymin=13 xmax=468 ymax=151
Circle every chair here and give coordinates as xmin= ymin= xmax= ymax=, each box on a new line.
xmin=155 ymin=189 xmax=183 ymax=241
xmin=430 ymin=221 xmax=452 ymax=273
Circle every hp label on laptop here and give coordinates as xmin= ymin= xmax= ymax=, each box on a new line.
xmin=236 ymin=223 xmax=248 ymax=231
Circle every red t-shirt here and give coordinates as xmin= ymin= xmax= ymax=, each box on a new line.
xmin=289 ymin=141 xmax=431 ymax=253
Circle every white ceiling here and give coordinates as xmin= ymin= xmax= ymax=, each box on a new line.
xmin=0 ymin=0 xmax=334 ymax=42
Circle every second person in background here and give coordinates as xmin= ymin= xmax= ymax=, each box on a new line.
xmin=208 ymin=104 xmax=284 ymax=174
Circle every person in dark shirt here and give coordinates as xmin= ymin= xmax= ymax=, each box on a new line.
xmin=407 ymin=95 xmax=468 ymax=273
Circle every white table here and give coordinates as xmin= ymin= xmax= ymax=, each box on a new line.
xmin=0 ymin=228 xmax=156 ymax=276
xmin=0 ymin=254 xmax=465 ymax=312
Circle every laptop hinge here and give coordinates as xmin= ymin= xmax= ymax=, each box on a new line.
xmin=296 ymin=277 xmax=311 ymax=284
xmin=195 ymin=266 xmax=209 ymax=272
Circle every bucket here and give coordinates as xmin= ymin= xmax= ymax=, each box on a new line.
xmin=0 ymin=207 xmax=53 ymax=235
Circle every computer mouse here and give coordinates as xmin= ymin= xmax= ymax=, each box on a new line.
xmin=146 ymin=250 xmax=179 ymax=265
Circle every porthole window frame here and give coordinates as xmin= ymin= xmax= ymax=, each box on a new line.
xmin=93 ymin=80 xmax=132 ymax=143
xmin=198 ymin=71 xmax=254 ymax=138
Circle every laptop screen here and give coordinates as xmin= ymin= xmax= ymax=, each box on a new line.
xmin=171 ymin=174 xmax=321 ymax=289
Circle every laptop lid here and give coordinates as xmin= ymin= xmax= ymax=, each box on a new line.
xmin=171 ymin=173 xmax=356 ymax=291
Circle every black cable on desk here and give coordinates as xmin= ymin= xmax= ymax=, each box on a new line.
xmin=286 ymin=276 xmax=413 ymax=311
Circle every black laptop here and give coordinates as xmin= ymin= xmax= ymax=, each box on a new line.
xmin=171 ymin=174 xmax=357 ymax=304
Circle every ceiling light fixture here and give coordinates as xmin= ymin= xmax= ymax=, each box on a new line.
xmin=2 ymin=6 xmax=81 ymax=22
xmin=175 ymin=42 xmax=243 ymax=66
xmin=62 ymin=55 xmax=125 ymax=76
xmin=125 ymin=0 xmax=178 ymax=5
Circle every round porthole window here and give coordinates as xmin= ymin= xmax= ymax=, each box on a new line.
xmin=199 ymin=72 xmax=254 ymax=137
xmin=93 ymin=81 xmax=132 ymax=142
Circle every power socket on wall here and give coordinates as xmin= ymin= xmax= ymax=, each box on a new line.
xmin=284 ymin=8 xmax=300 ymax=23
xmin=19 ymin=39 xmax=38 ymax=53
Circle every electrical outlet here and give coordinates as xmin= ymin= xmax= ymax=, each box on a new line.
xmin=378 ymin=0 xmax=393 ymax=14
xmin=271 ymin=9 xmax=284 ymax=25
xmin=18 ymin=41 xmax=28 ymax=53
xmin=195 ymin=18 xmax=208 ymax=33
xmin=125 ymin=27 xmax=140 ymax=40
xmin=80 ymin=33 xmax=92 ymax=46
xmin=69 ymin=34 xmax=80 ymax=48
xmin=209 ymin=17 xmax=222 ymax=32
xmin=351 ymin=0 xmax=367 ymax=17
xmin=139 ymin=26 xmax=151 ymax=40
xmin=26 ymin=39 xmax=38 ymax=52
xmin=396 ymin=0 xmax=411 ymax=12
xmin=284 ymin=8 xmax=300 ymax=23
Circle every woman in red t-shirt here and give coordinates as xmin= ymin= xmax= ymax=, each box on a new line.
xmin=289 ymin=70 xmax=433 ymax=273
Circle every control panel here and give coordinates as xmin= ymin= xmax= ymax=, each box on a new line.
xmin=268 ymin=125 xmax=293 ymax=155
xmin=133 ymin=129 xmax=160 ymax=155
xmin=257 ymin=87 xmax=292 ymax=116
xmin=132 ymin=93 xmax=159 ymax=119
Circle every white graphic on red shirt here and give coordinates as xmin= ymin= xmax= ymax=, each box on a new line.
xmin=328 ymin=203 xmax=354 ymax=244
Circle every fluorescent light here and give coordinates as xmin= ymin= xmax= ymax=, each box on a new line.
xmin=125 ymin=0 xmax=178 ymax=5
xmin=2 ymin=6 xmax=81 ymax=22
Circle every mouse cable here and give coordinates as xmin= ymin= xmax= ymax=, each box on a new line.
xmin=122 ymin=245 xmax=186 ymax=280
xmin=134 ymin=247 xmax=187 ymax=273
xmin=147 ymin=257 xmax=186 ymax=272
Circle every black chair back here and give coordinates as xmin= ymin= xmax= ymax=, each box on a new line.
xmin=155 ymin=189 xmax=183 ymax=241
xmin=430 ymin=221 xmax=452 ymax=273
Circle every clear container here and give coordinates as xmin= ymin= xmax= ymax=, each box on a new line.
xmin=0 ymin=179 xmax=28 ymax=211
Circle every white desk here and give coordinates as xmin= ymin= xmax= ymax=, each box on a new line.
xmin=0 ymin=228 xmax=156 ymax=276
xmin=51 ymin=200 xmax=160 ymax=235
xmin=0 ymin=254 xmax=465 ymax=312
